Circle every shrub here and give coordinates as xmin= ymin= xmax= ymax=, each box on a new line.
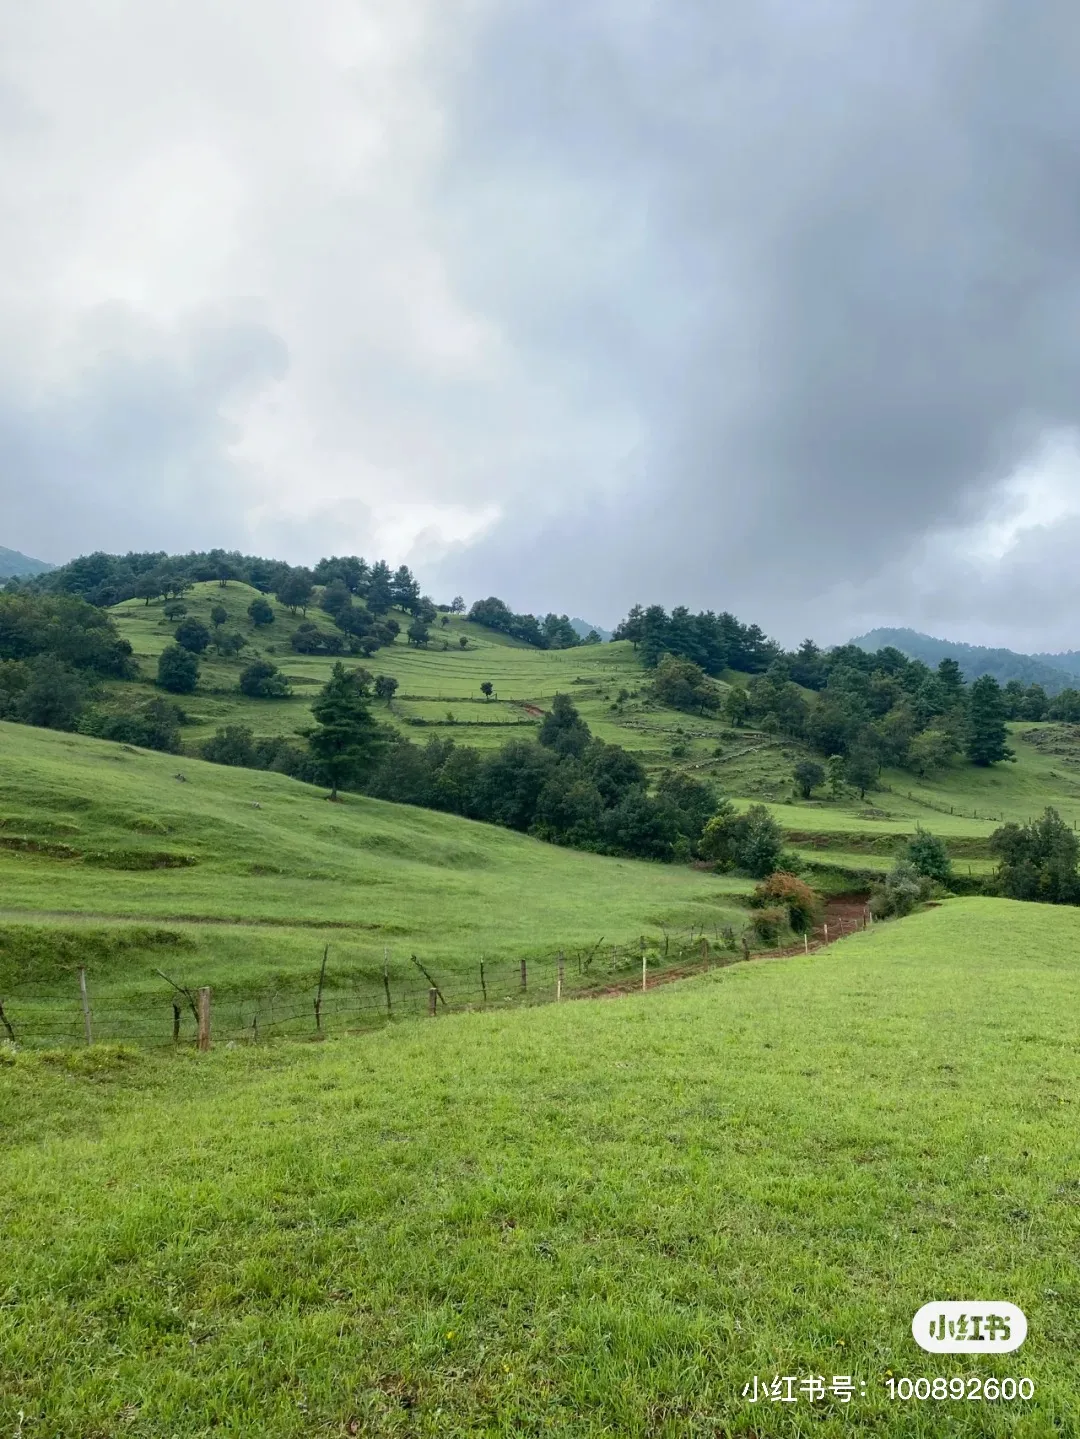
xmin=238 ymin=660 xmax=290 ymax=698
xmin=750 ymin=871 xmax=820 ymax=932
xmin=905 ymin=826 xmax=952 ymax=885
xmin=157 ymin=644 xmax=199 ymax=694
xmin=248 ymin=596 xmax=275 ymax=627
xmin=200 ymin=725 xmax=258 ymax=768
xmin=870 ymin=859 xmax=931 ymax=920
xmin=749 ymin=907 xmax=786 ymax=945
xmin=699 ymin=802 xmax=786 ymax=877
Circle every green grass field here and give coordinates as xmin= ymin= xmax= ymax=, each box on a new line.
xmin=0 ymin=722 xmax=751 ymax=1044
xmin=2 ymin=898 xmax=1077 ymax=1436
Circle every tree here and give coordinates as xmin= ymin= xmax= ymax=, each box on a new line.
xmin=724 ymin=685 xmax=750 ymax=727
xmin=174 ymin=617 xmax=211 ymax=654
xmin=248 ymin=596 xmax=275 ymax=627
xmin=157 ymin=644 xmax=199 ymax=694
xmin=793 ymin=759 xmax=825 ymax=799
xmin=162 ymin=600 xmax=187 ymax=623
xmin=826 ymin=754 xmax=846 ymax=799
xmin=699 ymin=802 xmax=785 ymax=877
xmin=210 ymin=603 xmax=228 ymax=627
xmin=990 ymin=808 xmax=1080 ymax=904
xmin=650 ymin=656 xmax=720 ymax=715
xmin=15 ymin=655 xmax=84 ymax=730
xmin=134 ymin=572 xmax=163 ymax=605
xmin=366 ymin=561 xmax=394 ymax=616
xmin=450 ymin=595 xmax=465 ymax=614
xmin=750 ymin=871 xmax=821 ymax=932
xmin=307 ymin=663 xmax=385 ymax=800
xmin=967 ymin=674 xmax=1013 ymax=766
xmin=319 ymin=579 xmax=353 ymax=621
xmin=538 ymin=693 xmax=591 ymax=758
xmin=212 ymin=630 xmax=246 ymax=658
xmin=201 ymin=725 xmax=258 ymax=767
xmin=239 ymin=659 xmax=291 ymax=698
xmin=407 ymin=618 xmax=430 ymax=647
xmin=845 ymin=745 xmax=879 ymax=800
xmin=480 ymin=681 xmax=494 ymax=701
xmin=276 ymin=568 xmax=314 ymax=615
xmin=458 ymin=636 xmax=468 ymax=650
xmin=374 ymin=674 xmax=399 ymax=705
xmin=906 ymin=826 xmax=952 ymax=885
xmin=907 ymin=727 xmax=959 ymax=777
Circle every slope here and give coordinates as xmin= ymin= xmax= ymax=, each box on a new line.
xmin=851 ymin=626 xmax=1080 ymax=694
xmin=2 ymin=898 xmax=1077 ymax=1436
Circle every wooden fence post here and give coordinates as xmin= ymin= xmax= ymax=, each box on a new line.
xmin=804 ymin=933 xmax=809 ymax=954
xmin=642 ymin=945 xmax=647 ymax=992
xmin=383 ymin=952 xmax=392 ymax=1017
xmin=197 ymin=987 xmax=211 ymax=1051
xmin=314 ymin=944 xmax=329 ymax=1032
xmin=480 ymin=958 xmax=487 ymax=1005
xmin=172 ymin=1002 xmax=181 ymax=1042
xmin=0 ymin=1000 xmax=15 ymax=1043
xmin=79 ymin=967 xmax=92 ymax=1046
xmin=520 ymin=958 xmax=527 ymax=992
xmin=824 ymin=923 xmax=829 ymax=943
xmin=557 ymin=952 xmax=564 ymax=1002
xmin=428 ymin=987 xmax=438 ymax=1017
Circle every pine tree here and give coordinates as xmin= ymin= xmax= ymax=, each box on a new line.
xmin=966 ymin=675 xmax=1012 ymax=766
xmin=307 ymin=664 xmax=384 ymax=800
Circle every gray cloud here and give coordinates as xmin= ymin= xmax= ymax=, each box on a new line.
xmin=5 ymin=1 xmax=1080 ymax=650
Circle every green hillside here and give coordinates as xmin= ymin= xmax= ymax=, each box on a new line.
xmin=0 ymin=722 xmax=749 ymax=1043
xmin=3 ymin=899 xmax=1077 ymax=1436
xmin=0 ymin=544 xmax=54 ymax=579
xmin=851 ymin=626 xmax=1080 ymax=694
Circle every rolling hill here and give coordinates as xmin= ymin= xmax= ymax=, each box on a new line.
xmin=850 ymin=626 xmax=1080 ymax=694
xmin=0 ymin=544 xmax=55 ymax=579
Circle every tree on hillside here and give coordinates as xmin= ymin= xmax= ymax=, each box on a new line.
xmin=407 ymin=618 xmax=430 ymax=647
xmin=15 ymin=655 xmax=85 ymax=730
xmin=201 ymin=725 xmax=258 ymax=767
xmin=450 ymin=595 xmax=465 ymax=614
xmin=650 ymin=655 xmax=720 ymax=715
xmin=845 ymin=745 xmax=879 ymax=800
xmin=174 ymin=617 xmax=211 ymax=655
xmin=157 ymin=644 xmax=199 ymax=694
xmin=212 ymin=630 xmax=246 ymax=658
xmin=967 ymin=674 xmax=1013 ymax=766
xmin=276 ymin=568 xmax=314 ymax=615
xmin=699 ymin=802 xmax=785 ymax=877
xmin=248 ymin=596 xmax=275 ymax=627
xmin=366 ymin=561 xmax=394 ymax=616
xmin=793 ymin=759 xmax=825 ymax=799
xmin=210 ymin=603 xmax=228 ymax=627
xmin=990 ymin=808 xmax=1080 ymax=904
xmin=826 ymin=754 xmax=845 ymax=799
xmin=162 ymin=600 xmax=187 ymax=623
xmin=458 ymin=635 xmax=468 ymax=649
xmin=374 ymin=674 xmax=399 ymax=705
xmin=134 ymin=572 xmax=163 ymax=605
xmin=906 ymin=826 xmax=952 ymax=885
xmin=307 ymin=663 xmax=385 ymax=800
xmin=319 ymin=579 xmax=353 ymax=621
xmin=480 ymin=681 xmax=494 ymax=701
xmin=907 ymin=726 xmax=960 ymax=777
xmin=724 ymin=685 xmax=750 ymax=727
xmin=239 ymin=659 xmax=290 ymax=698
xmin=538 ymin=693 xmax=591 ymax=758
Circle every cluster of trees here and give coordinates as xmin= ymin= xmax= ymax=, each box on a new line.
xmin=0 ymin=593 xmax=137 ymax=731
xmin=1002 ymin=680 xmax=1080 ymax=722
xmin=989 ymin=808 xmax=1080 ymax=904
xmin=614 ymin=605 xmax=779 ymax=672
xmin=714 ymin=646 xmax=1011 ymax=787
xmin=364 ymin=693 xmax=719 ymax=860
xmin=466 ymin=597 xmax=596 ymax=650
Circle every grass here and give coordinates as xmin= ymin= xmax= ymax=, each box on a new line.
xmin=2 ymin=898 xmax=1078 ymax=1436
xmin=0 ymin=722 xmax=750 ymax=1042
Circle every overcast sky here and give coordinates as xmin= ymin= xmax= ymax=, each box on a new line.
xmin=3 ymin=1 xmax=1080 ymax=648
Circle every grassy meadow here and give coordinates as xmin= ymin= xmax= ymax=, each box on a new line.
xmin=0 ymin=722 xmax=750 ymax=1044
xmin=2 ymin=899 xmax=1078 ymax=1436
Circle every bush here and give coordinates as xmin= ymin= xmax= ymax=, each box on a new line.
xmin=248 ymin=596 xmax=275 ymax=627
xmin=870 ymin=859 xmax=932 ymax=920
xmin=989 ymin=808 xmax=1080 ymax=904
xmin=238 ymin=660 xmax=290 ymax=698
xmin=291 ymin=623 xmax=344 ymax=655
xmin=200 ymin=725 xmax=258 ymax=767
xmin=905 ymin=826 xmax=952 ymax=885
xmin=85 ymin=698 xmax=183 ymax=753
xmin=750 ymin=871 xmax=821 ymax=932
xmin=157 ymin=644 xmax=199 ymax=694
xmin=749 ymin=907 xmax=786 ymax=945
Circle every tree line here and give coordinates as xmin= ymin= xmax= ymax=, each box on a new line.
xmin=466 ymin=596 xmax=600 ymax=650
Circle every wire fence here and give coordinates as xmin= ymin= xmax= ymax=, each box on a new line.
xmin=0 ymin=927 xmax=780 ymax=1053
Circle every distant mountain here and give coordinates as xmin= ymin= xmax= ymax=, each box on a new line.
xmin=569 ymin=617 xmax=613 ymax=642
xmin=850 ymin=627 xmax=1080 ymax=696
xmin=0 ymin=546 xmax=55 ymax=579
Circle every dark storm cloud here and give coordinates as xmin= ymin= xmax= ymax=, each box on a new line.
xmin=431 ymin=0 xmax=1080 ymax=640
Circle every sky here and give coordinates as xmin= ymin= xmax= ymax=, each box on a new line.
xmin=3 ymin=0 xmax=1080 ymax=649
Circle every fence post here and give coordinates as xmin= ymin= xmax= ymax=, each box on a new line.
xmin=557 ymin=952 xmax=564 ymax=1002
xmin=520 ymin=958 xmax=527 ymax=992
xmin=480 ymin=958 xmax=487 ymax=1005
xmin=197 ymin=987 xmax=212 ymax=1052
xmin=428 ymin=987 xmax=438 ymax=1017
xmin=0 ymin=1000 xmax=14 ymax=1043
xmin=79 ymin=966 xmax=92 ymax=1046
xmin=804 ymin=933 xmax=809 ymax=954
xmin=172 ymin=1002 xmax=181 ymax=1043
xmin=642 ymin=945 xmax=647 ymax=992
xmin=824 ymin=923 xmax=829 ymax=943
xmin=383 ymin=952 xmax=392 ymax=1017
xmin=314 ymin=944 xmax=329 ymax=1033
